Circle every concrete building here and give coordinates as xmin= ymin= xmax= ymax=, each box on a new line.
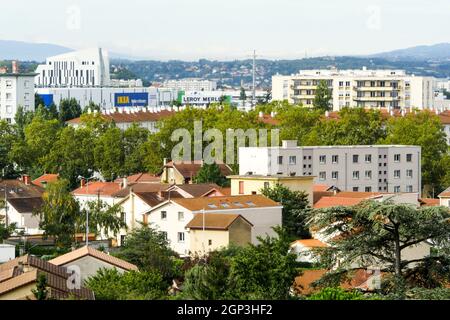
xmin=35 ymin=48 xmax=110 ymax=87
xmin=272 ymin=68 xmax=435 ymax=110
xmin=163 ymin=78 xmax=217 ymax=91
xmin=239 ymin=140 xmax=422 ymax=194
xmin=0 ymin=63 xmax=36 ymax=124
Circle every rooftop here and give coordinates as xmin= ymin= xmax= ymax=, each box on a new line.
xmin=186 ymin=213 xmax=253 ymax=230
xmin=291 ymin=239 xmax=328 ymax=248
xmin=72 ymin=181 xmax=122 ymax=196
xmin=32 ymin=174 xmax=59 ymax=188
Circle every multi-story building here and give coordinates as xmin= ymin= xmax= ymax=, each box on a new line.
xmin=239 ymin=140 xmax=422 ymax=194
xmin=35 ymin=48 xmax=110 ymax=87
xmin=272 ymin=68 xmax=435 ymax=110
xmin=0 ymin=62 xmax=36 ymax=124
xmin=163 ymin=78 xmax=217 ymax=91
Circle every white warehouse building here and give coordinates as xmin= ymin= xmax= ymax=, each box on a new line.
xmin=35 ymin=48 xmax=110 ymax=87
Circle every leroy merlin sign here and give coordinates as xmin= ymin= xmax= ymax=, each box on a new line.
xmin=177 ymin=91 xmax=232 ymax=105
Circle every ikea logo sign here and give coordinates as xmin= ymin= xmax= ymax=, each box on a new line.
xmin=114 ymin=93 xmax=149 ymax=107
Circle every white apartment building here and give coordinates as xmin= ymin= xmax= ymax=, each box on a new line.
xmin=0 ymin=67 xmax=36 ymax=124
xmin=163 ymin=78 xmax=217 ymax=91
xmin=239 ymin=140 xmax=422 ymax=194
xmin=272 ymin=68 xmax=435 ymax=111
xmin=35 ymin=48 xmax=110 ymax=87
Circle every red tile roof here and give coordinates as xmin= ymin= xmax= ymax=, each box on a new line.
xmin=186 ymin=213 xmax=253 ymax=230
xmin=291 ymin=239 xmax=328 ymax=248
xmin=32 ymin=174 xmax=59 ymax=188
xmin=165 ymin=160 xmax=233 ymax=179
xmin=438 ymin=186 xmax=450 ymax=198
xmin=419 ymin=198 xmax=440 ymax=207
xmin=313 ymin=184 xmax=331 ymax=192
xmin=72 ymin=181 xmax=122 ymax=196
xmin=314 ymin=196 xmax=365 ymax=209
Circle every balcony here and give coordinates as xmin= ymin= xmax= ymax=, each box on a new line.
xmin=353 ymin=96 xmax=401 ymax=101
xmin=354 ymin=86 xmax=401 ymax=91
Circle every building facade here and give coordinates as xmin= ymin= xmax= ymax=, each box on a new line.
xmin=239 ymin=140 xmax=422 ymax=194
xmin=0 ymin=70 xmax=36 ymax=124
xmin=35 ymin=48 xmax=110 ymax=87
xmin=163 ymin=78 xmax=217 ymax=91
xmin=272 ymin=68 xmax=435 ymax=110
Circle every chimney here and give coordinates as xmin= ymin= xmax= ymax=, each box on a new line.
xmin=122 ymin=177 xmax=128 ymax=189
xmin=22 ymin=174 xmax=31 ymax=186
xmin=12 ymin=60 xmax=18 ymax=74
xmin=80 ymin=178 xmax=86 ymax=188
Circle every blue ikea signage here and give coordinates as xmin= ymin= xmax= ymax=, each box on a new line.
xmin=114 ymin=92 xmax=149 ymax=107
xmin=38 ymin=94 xmax=54 ymax=107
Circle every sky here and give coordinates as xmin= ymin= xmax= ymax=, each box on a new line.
xmin=0 ymin=0 xmax=449 ymax=61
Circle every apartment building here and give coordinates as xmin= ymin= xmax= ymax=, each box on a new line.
xmin=0 ymin=62 xmax=36 ymax=124
xmin=35 ymin=48 xmax=110 ymax=87
xmin=163 ymin=78 xmax=217 ymax=91
xmin=272 ymin=68 xmax=435 ymax=110
xmin=239 ymin=140 xmax=421 ymax=194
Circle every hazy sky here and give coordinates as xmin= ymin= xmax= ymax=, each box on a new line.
xmin=1 ymin=0 xmax=449 ymax=60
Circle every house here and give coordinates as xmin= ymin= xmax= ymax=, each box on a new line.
xmin=49 ymin=246 xmax=138 ymax=283
xmin=290 ymin=239 xmax=328 ymax=263
xmin=0 ymin=244 xmax=15 ymax=263
xmin=438 ymin=186 xmax=450 ymax=207
xmin=32 ymin=173 xmax=59 ymax=188
xmin=161 ymin=160 xmax=233 ymax=184
xmin=227 ymin=174 xmax=315 ymax=205
xmin=72 ymin=181 xmax=123 ymax=208
xmin=165 ymin=183 xmax=226 ymax=198
xmin=0 ymin=255 xmax=94 ymax=300
xmin=145 ymin=195 xmax=282 ymax=256
xmin=0 ymin=176 xmax=45 ymax=235
xmin=186 ymin=213 xmax=253 ymax=255
xmin=114 ymin=173 xmax=161 ymax=184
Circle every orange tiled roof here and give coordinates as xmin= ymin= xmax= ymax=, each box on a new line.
xmin=186 ymin=213 xmax=253 ymax=230
xmin=32 ymin=174 xmax=59 ymax=188
xmin=332 ymin=192 xmax=384 ymax=199
xmin=313 ymin=184 xmax=331 ymax=192
xmin=171 ymin=195 xmax=280 ymax=212
xmin=314 ymin=196 xmax=364 ymax=209
xmin=291 ymin=239 xmax=328 ymax=248
xmin=72 ymin=181 xmax=122 ymax=196
xmin=438 ymin=186 xmax=450 ymax=198
xmin=49 ymin=246 xmax=138 ymax=271
xmin=419 ymin=198 xmax=440 ymax=207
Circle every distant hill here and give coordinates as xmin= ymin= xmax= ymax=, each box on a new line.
xmin=0 ymin=40 xmax=72 ymax=62
xmin=370 ymin=43 xmax=450 ymax=61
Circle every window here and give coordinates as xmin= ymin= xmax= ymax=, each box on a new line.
xmin=353 ymin=171 xmax=360 ymax=180
xmin=161 ymin=211 xmax=167 ymax=220
xmin=208 ymin=239 xmax=212 ymax=246
xmin=120 ymin=235 xmax=126 ymax=245
xmin=406 ymin=170 xmax=413 ymax=178
xmin=319 ymin=172 xmax=326 ymax=180
xmin=406 ymin=154 xmax=412 ymax=162
xmin=365 ymin=186 xmax=372 ymax=192
xmin=353 ymin=155 xmax=359 ymax=163
xmin=177 ymin=232 xmax=185 ymax=243
xmin=319 ymin=155 xmax=326 ymax=164
xmin=5 ymin=93 xmax=12 ymax=100
xmin=406 ymin=185 xmax=413 ymax=192
xmin=394 ymin=186 xmax=401 ymax=193
xmin=332 ymin=155 xmax=338 ymax=164
xmin=332 ymin=171 xmax=338 ymax=180
xmin=394 ymin=154 xmax=401 ymax=162
xmin=120 ymin=212 xmax=126 ymax=223
xmin=178 ymin=212 xmax=184 ymax=221
xmin=289 ymin=156 xmax=296 ymax=165
xmin=353 ymin=187 xmax=359 ymax=192
xmin=239 ymin=181 xmax=244 ymax=194
xmin=365 ymin=170 xmax=372 ymax=179
xmin=277 ymin=156 xmax=283 ymax=165
xmin=394 ymin=170 xmax=401 ymax=179
xmin=365 ymin=154 xmax=372 ymax=163
xmin=6 ymin=80 xmax=12 ymax=88
xmin=24 ymin=80 xmax=30 ymax=88
xmin=264 ymin=181 xmax=270 ymax=189
xmin=346 ymin=81 xmax=351 ymax=87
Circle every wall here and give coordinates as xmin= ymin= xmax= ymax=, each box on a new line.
xmin=0 ymin=283 xmax=35 ymax=300
xmin=188 ymin=229 xmax=229 ymax=255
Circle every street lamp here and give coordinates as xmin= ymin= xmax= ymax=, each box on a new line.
xmin=77 ymin=175 xmax=95 ymax=246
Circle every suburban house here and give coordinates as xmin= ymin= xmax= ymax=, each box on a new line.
xmin=49 ymin=246 xmax=138 ymax=283
xmin=186 ymin=213 xmax=253 ymax=255
xmin=145 ymin=195 xmax=282 ymax=256
xmin=0 ymin=255 xmax=94 ymax=300
xmin=289 ymin=239 xmax=329 ymax=263
xmin=72 ymin=181 xmax=123 ymax=208
xmin=165 ymin=183 xmax=227 ymax=198
xmin=228 ymin=174 xmax=315 ymax=204
xmin=0 ymin=176 xmax=45 ymax=235
xmin=161 ymin=160 xmax=233 ymax=184
xmin=32 ymin=173 xmax=59 ymax=188
xmin=438 ymin=186 xmax=450 ymax=207
xmin=114 ymin=172 xmax=161 ymax=185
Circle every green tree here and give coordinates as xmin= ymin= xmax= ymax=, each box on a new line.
xmin=277 ymin=106 xmax=321 ymax=145
xmin=381 ymin=111 xmax=448 ymax=195
xmin=34 ymin=179 xmax=81 ymax=247
xmin=34 ymin=93 xmax=45 ymax=109
xmin=0 ymin=120 xmax=18 ymax=177
xmin=0 ymin=220 xmax=17 ymax=242
xmin=308 ymin=200 xmax=450 ymax=293
xmin=94 ymin=126 xmax=124 ymax=181
xmin=58 ymin=98 xmax=82 ymax=122
xmin=193 ymin=162 xmax=229 ymax=187
xmin=83 ymin=101 xmax=101 ymax=114
xmin=85 ymin=268 xmax=168 ymax=300
xmin=32 ymin=273 xmax=49 ymax=300
xmin=81 ymin=200 xmax=127 ymax=239
xmin=307 ymin=287 xmax=367 ymax=300
xmin=14 ymin=105 xmax=35 ymax=140
xmin=114 ymin=224 xmax=181 ymax=281
xmin=122 ymin=124 xmax=149 ymax=175
xmin=261 ymin=184 xmax=311 ymax=239
xmin=313 ymin=80 xmax=332 ymax=112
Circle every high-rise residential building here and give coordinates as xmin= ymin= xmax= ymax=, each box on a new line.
xmin=272 ymin=68 xmax=435 ymax=110
xmin=35 ymin=48 xmax=110 ymax=87
xmin=238 ymin=140 xmax=422 ymax=194
xmin=163 ymin=78 xmax=217 ymax=91
xmin=0 ymin=62 xmax=36 ymax=124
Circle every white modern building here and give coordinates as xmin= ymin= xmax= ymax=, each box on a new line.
xmin=272 ymin=68 xmax=435 ymax=111
xmin=110 ymin=79 xmax=143 ymax=87
xmin=0 ymin=63 xmax=36 ymax=124
xmin=163 ymin=78 xmax=217 ymax=91
xmin=239 ymin=140 xmax=422 ymax=194
xmin=35 ymin=48 xmax=110 ymax=87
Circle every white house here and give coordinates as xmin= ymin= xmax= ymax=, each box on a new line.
xmin=145 ymin=195 xmax=283 ymax=256
xmin=438 ymin=186 xmax=450 ymax=207
xmin=290 ymin=239 xmax=329 ymax=264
